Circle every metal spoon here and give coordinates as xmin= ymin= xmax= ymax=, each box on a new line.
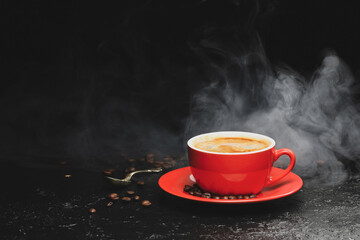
xmin=105 ymin=168 xmax=163 ymax=186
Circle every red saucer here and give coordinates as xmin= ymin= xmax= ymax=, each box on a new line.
xmin=158 ymin=167 xmax=303 ymax=203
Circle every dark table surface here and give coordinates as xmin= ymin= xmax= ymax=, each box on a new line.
xmin=1 ymin=157 xmax=359 ymax=240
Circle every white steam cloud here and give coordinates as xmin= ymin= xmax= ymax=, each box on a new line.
xmin=186 ymin=48 xmax=360 ymax=186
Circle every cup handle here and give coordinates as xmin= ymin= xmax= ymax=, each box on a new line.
xmin=266 ymin=148 xmax=296 ymax=185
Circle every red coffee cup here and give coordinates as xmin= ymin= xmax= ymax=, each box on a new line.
xmin=187 ymin=131 xmax=296 ymax=195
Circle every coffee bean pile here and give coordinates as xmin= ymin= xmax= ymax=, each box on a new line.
xmin=184 ymin=184 xmax=258 ymax=199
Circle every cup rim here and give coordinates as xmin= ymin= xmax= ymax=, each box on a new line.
xmin=187 ymin=131 xmax=275 ymax=155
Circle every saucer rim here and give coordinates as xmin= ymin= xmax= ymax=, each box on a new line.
xmin=158 ymin=166 xmax=303 ymax=204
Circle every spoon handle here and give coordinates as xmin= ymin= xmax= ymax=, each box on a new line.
xmin=126 ymin=168 xmax=163 ymax=179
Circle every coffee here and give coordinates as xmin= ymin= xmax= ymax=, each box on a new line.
xmin=194 ymin=137 xmax=270 ymax=153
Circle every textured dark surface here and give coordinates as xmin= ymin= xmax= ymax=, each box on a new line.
xmin=1 ymin=159 xmax=359 ymax=240
xmin=2 ymin=1 xmax=360 ymax=239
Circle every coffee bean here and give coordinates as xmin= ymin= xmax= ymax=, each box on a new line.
xmin=228 ymin=195 xmax=236 ymax=199
xmin=89 ymin=208 xmax=96 ymax=213
xmin=237 ymin=195 xmax=244 ymax=199
xmin=128 ymin=158 xmax=135 ymax=163
xmin=163 ymin=157 xmax=173 ymax=162
xmin=133 ymin=195 xmax=140 ymax=201
xmin=108 ymin=193 xmax=119 ymax=200
xmin=108 ymin=193 xmax=119 ymax=199
xmin=194 ymin=191 xmax=202 ymax=197
xmin=103 ymin=170 xmax=112 ymax=175
xmin=250 ymin=194 xmax=257 ymax=198
xmin=126 ymin=190 xmax=135 ymax=195
xmin=162 ymin=163 xmax=172 ymax=169
xmin=122 ymin=196 xmax=131 ymax=202
xmin=139 ymin=157 xmax=145 ymax=162
xmin=108 ymin=168 xmax=116 ymax=173
xmin=141 ymin=200 xmax=151 ymax=206
xmin=221 ymin=196 xmax=229 ymax=199
xmin=124 ymin=167 xmax=136 ymax=173
xmin=155 ymin=161 xmax=164 ymax=165
xmin=183 ymin=185 xmax=192 ymax=192
xmin=137 ymin=181 xmax=145 ymax=186
xmin=201 ymin=194 xmax=211 ymax=198
xmin=153 ymin=164 xmax=162 ymax=168
xmin=59 ymin=161 xmax=67 ymax=165
xmin=146 ymin=153 xmax=155 ymax=163
xmin=106 ymin=201 xmax=113 ymax=207
xmin=192 ymin=184 xmax=202 ymax=192
xmin=203 ymin=193 xmax=211 ymax=198
xmin=243 ymin=195 xmax=250 ymax=199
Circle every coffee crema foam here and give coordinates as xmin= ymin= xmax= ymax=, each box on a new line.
xmin=194 ymin=137 xmax=270 ymax=153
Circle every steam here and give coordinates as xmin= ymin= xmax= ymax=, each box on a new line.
xmin=185 ymin=39 xmax=360 ymax=185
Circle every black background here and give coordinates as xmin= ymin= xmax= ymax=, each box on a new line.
xmin=2 ymin=1 xmax=360 ymax=239
xmin=1 ymin=0 xmax=360 ymax=162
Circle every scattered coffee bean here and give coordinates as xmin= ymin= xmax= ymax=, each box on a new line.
xmin=139 ymin=157 xmax=145 ymax=162
xmin=122 ymin=196 xmax=131 ymax=202
xmin=103 ymin=170 xmax=112 ymax=175
xmin=106 ymin=201 xmax=113 ymax=207
xmin=162 ymin=163 xmax=172 ymax=169
xmin=228 ymin=196 xmax=236 ymax=199
xmin=59 ymin=161 xmax=67 ymax=165
xmin=137 ymin=181 xmax=145 ymax=186
xmin=133 ymin=195 xmax=140 ymax=201
xmin=127 ymin=190 xmax=135 ymax=195
xmin=155 ymin=161 xmax=164 ymax=165
xmin=128 ymin=158 xmax=135 ymax=163
xmin=163 ymin=156 xmax=174 ymax=162
xmin=141 ymin=200 xmax=151 ymax=206
xmin=108 ymin=168 xmax=116 ymax=173
xmin=124 ymin=167 xmax=136 ymax=173
xmin=146 ymin=153 xmax=155 ymax=163
xmin=108 ymin=193 xmax=119 ymax=200
xmin=243 ymin=195 xmax=250 ymax=199
xmin=89 ymin=208 xmax=96 ymax=213
xmin=250 ymin=194 xmax=257 ymax=199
